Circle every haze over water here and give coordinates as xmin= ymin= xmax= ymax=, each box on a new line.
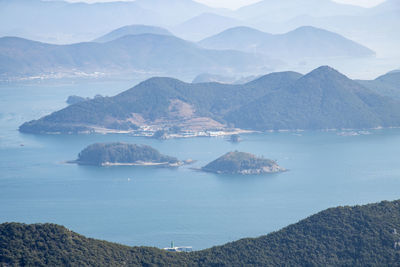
xmin=1 ymin=81 xmax=400 ymax=249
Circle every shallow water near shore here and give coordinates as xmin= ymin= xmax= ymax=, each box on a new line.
xmin=1 ymin=81 xmax=400 ymax=250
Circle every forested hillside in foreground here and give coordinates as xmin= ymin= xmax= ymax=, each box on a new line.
xmin=2 ymin=199 xmax=400 ymax=266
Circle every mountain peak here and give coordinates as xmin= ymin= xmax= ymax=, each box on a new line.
xmin=94 ymin=25 xmax=172 ymax=43
xmin=294 ymin=25 xmax=320 ymax=31
xmin=296 ymin=66 xmax=354 ymax=90
xmin=289 ymin=26 xmax=333 ymax=36
xmin=306 ymin=65 xmax=347 ymax=78
xmin=312 ymin=65 xmax=340 ymax=73
xmin=224 ymin=26 xmax=265 ymax=34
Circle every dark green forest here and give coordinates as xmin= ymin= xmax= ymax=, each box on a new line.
xmin=202 ymin=151 xmax=280 ymax=174
xmin=76 ymin=143 xmax=179 ymax=166
xmin=2 ymin=199 xmax=400 ymax=266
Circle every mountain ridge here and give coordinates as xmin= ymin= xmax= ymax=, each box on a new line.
xmin=199 ymin=25 xmax=375 ymax=60
xmin=2 ymin=199 xmax=400 ymax=266
xmin=0 ymin=34 xmax=277 ymax=80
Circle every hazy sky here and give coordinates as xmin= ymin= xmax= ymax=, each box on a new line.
xmin=65 ymin=0 xmax=387 ymax=9
xmin=196 ymin=0 xmax=386 ymax=9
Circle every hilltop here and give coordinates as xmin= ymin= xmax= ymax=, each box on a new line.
xmin=93 ymin=25 xmax=173 ymax=43
xmin=202 ymin=151 xmax=285 ymax=175
xmin=2 ymin=199 xmax=400 ymax=266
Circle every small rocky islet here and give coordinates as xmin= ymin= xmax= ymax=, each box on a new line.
xmin=202 ymin=151 xmax=286 ymax=175
xmin=72 ymin=143 xmax=285 ymax=175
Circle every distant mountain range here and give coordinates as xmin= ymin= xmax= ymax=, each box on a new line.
xmin=19 ymin=66 xmax=400 ymax=134
xmin=0 ymin=0 xmax=397 ymax=62
xmin=133 ymin=0 xmax=222 ymax=24
xmin=0 ymin=0 xmax=397 ymax=80
xmin=257 ymin=0 xmax=400 ymax=57
xmin=0 ymin=34 xmax=277 ymax=80
xmin=0 ymin=22 xmax=379 ymax=81
xmin=93 ymin=25 xmax=173 ymax=43
xmin=2 ymin=199 xmax=400 ymax=266
xmin=199 ymin=26 xmax=375 ymax=60
xmin=0 ymin=0 xmax=218 ymax=43
xmin=0 ymin=0 xmax=161 ymax=43
xmin=234 ymin=0 xmax=366 ymax=22
xmin=171 ymin=13 xmax=243 ymax=41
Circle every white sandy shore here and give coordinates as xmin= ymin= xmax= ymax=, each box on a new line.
xmin=101 ymin=161 xmax=182 ymax=167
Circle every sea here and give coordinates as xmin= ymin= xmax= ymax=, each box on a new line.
xmin=1 ymin=79 xmax=400 ymax=250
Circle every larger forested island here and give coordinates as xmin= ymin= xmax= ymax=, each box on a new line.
xmin=202 ymin=151 xmax=285 ymax=175
xmin=19 ymin=66 xmax=400 ymax=135
xmin=2 ymin=199 xmax=400 ymax=266
xmin=75 ymin=143 xmax=181 ymax=167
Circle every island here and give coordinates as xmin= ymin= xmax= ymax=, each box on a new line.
xmin=202 ymin=151 xmax=285 ymax=175
xmin=73 ymin=143 xmax=182 ymax=167
xmin=20 ymin=66 xmax=400 ymax=136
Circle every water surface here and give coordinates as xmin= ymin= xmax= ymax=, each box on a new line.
xmin=1 ymin=81 xmax=400 ymax=249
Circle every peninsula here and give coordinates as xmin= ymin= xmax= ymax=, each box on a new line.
xmin=74 ymin=143 xmax=182 ymax=167
xmin=202 ymin=151 xmax=285 ymax=175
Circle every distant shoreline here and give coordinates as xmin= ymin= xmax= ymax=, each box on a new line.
xmin=20 ymin=123 xmax=400 ymax=138
xmin=28 ymin=127 xmax=257 ymax=139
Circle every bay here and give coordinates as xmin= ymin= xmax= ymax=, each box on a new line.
xmin=1 ymin=80 xmax=400 ymax=250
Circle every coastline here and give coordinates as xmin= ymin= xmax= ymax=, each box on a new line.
xmin=67 ymin=160 xmax=184 ymax=167
xmin=20 ymin=123 xmax=400 ymax=138
xmin=101 ymin=161 xmax=183 ymax=167
xmin=24 ymin=126 xmax=257 ymax=139
xmin=200 ymin=166 xmax=287 ymax=175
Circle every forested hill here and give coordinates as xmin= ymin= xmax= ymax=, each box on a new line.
xmin=76 ymin=143 xmax=179 ymax=166
xmin=19 ymin=66 xmax=400 ymax=134
xmin=225 ymin=66 xmax=400 ymax=130
xmin=19 ymin=71 xmax=300 ymax=134
xmin=2 ymin=200 xmax=400 ymax=266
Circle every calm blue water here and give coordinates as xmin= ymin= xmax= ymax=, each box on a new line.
xmin=1 ymin=80 xmax=400 ymax=250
